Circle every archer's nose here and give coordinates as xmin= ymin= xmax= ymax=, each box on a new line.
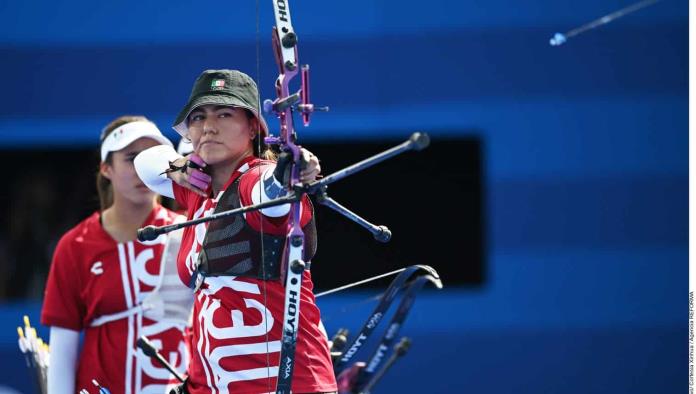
xmin=203 ymin=118 xmax=218 ymax=135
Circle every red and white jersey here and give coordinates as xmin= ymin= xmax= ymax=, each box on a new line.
xmin=41 ymin=205 xmax=190 ymax=394
xmin=174 ymin=156 xmax=337 ymax=394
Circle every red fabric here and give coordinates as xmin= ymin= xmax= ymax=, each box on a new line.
xmin=41 ymin=205 xmax=189 ymax=393
xmin=174 ymin=156 xmax=337 ymax=394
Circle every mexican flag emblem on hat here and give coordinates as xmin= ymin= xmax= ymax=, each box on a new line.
xmin=211 ymin=79 xmax=225 ymax=90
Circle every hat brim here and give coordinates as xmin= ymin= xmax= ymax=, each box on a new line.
xmin=172 ymin=94 xmax=269 ymax=137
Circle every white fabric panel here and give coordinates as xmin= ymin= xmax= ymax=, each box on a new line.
xmin=47 ymin=327 xmax=79 ymax=394
xmin=134 ymin=145 xmax=181 ymax=198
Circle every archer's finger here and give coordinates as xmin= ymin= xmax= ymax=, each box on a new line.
xmin=300 ymin=149 xmax=319 ymax=169
xmin=300 ymin=168 xmax=320 ymax=183
xmin=189 ymin=168 xmax=212 ymax=186
xmin=182 ymin=180 xmax=208 ymax=197
xmin=188 ymin=176 xmax=209 ymax=191
xmin=301 ymin=160 xmax=321 ymax=176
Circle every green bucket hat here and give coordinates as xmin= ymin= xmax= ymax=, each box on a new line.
xmin=172 ymin=69 xmax=269 ymax=138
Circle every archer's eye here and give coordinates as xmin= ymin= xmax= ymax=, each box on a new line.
xmin=189 ymin=114 xmax=204 ymax=122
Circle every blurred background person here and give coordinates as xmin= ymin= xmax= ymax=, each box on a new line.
xmin=41 ymin=116 xmax=192 ymax=393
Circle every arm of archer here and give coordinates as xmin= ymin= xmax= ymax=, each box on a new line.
xmin=250 ymin=167 xmax=292 ymax=217
xmin=248 ymin=147 xmax=322 ymax=217
xmin=134 ymin=144 xmax=182 ymax=198
xmin=47 ymin=326 xmax=79 ymax=394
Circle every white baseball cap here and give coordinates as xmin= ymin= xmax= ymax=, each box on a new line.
xmin=100 ymin=120 xmax=173 ymax=162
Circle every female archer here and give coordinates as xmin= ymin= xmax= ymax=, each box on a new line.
xmin=41 ymin=116 xmax=192 ymax=393
xmin=134 ymin=69 xmax=337 ymax=394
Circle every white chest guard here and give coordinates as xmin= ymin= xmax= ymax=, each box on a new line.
xmin=90 ymin=227 xmax=193 ymax=329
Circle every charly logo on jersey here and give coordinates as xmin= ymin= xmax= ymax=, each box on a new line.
xmin=90 ymin=261 xmax=104 ymax=275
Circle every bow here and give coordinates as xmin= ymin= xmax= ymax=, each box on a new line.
xmin=327 ymin=265 xmax=443 ymax=393
xmin=259 ymin=2 xmax=312 ymax=392
xmin=258 ymin=2 xmax=434 ymax=392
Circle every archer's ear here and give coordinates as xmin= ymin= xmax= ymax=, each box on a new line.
xmin=99 ymin=161 xmax=112 ymax=180
xmin=249 ymin=117 xmax=261 ymax=139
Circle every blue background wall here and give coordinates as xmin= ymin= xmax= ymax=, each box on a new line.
xmin=0 ymin=0 xmax=687 ymax=392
